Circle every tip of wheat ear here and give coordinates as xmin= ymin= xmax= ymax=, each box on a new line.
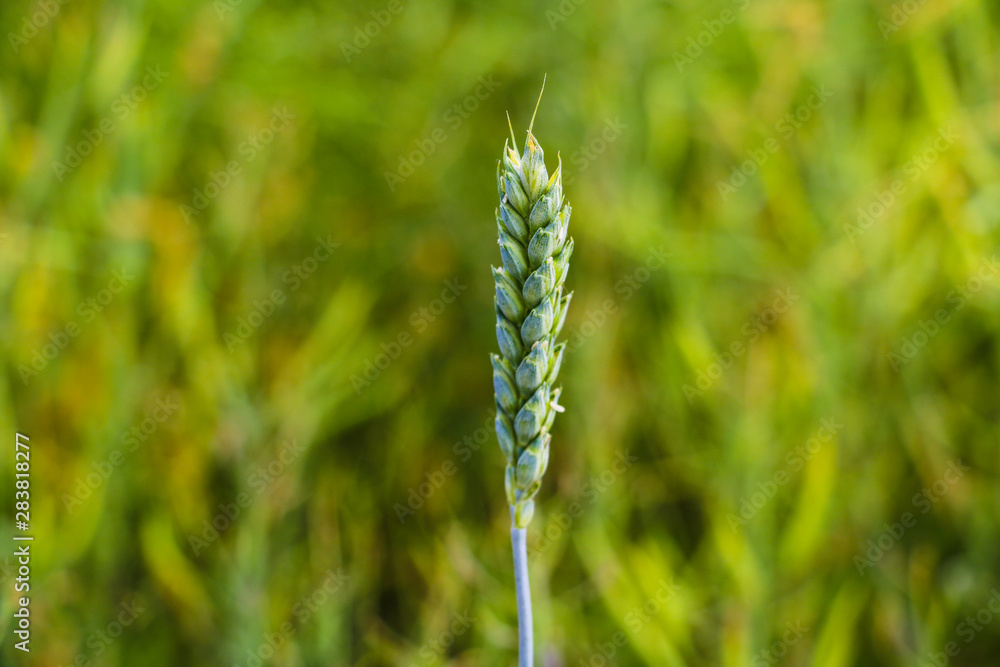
xmin=492 ymin=83 xmax=572 ymax=529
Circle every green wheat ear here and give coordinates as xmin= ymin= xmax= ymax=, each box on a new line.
xmin=494 ymin=76 xmax=571 ymax=667
xmin=492 ymin=76 xmax=573 ymax=531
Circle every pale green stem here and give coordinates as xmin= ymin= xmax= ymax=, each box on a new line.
xmin=511 ymin=508 xmax=533 ymax=667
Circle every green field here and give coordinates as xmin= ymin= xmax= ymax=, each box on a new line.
xmin=2 ymin=0 xmax=999 ymax=664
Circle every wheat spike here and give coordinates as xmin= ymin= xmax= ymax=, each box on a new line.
xmin=492 ymin=82 xmax=573 ymax=530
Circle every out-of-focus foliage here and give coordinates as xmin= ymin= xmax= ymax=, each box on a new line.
xmin=1 ymin=0 xmax=999 ymax=664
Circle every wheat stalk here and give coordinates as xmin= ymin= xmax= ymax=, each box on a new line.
xmin=492 ymin=76 xmax=572 ymax=667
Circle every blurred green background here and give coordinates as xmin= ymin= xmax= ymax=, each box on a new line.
xmin=2 ymin=0 xmax=999 ymax=664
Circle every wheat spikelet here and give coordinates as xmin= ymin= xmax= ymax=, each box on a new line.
xmin=492 ymin=85 xmax=573 ymax=531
